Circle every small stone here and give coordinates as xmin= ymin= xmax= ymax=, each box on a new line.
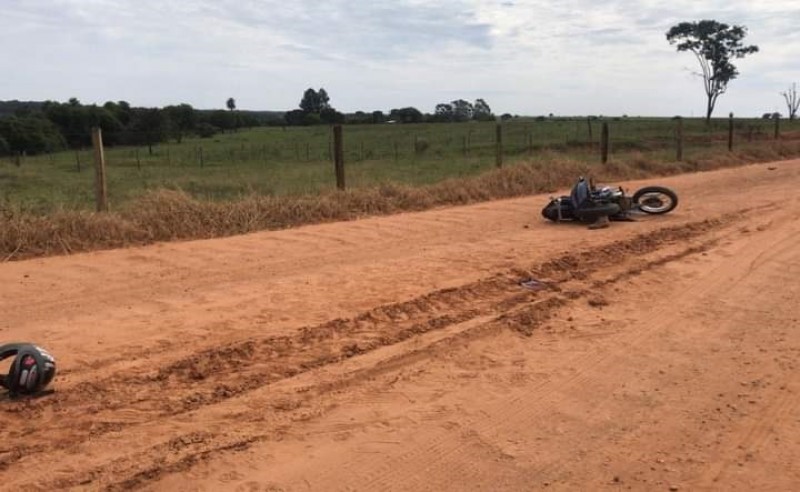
xmin=669 ymin=486 xmax=679 ymax=492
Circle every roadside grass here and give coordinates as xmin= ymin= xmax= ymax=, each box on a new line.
xmin=2 ymin=136 xmax=799 ymax=261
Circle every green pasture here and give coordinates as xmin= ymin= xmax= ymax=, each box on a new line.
xmin=1 ymin=117 xmax=795 ymax=212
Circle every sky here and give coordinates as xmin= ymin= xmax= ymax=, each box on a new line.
xmin=2 ymin=0 xmax=798 ymax=117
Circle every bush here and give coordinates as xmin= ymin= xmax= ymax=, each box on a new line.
xmin=0 ymin=115 xmax=66 ymax=155
xmin=196 ymin=123 xmax=219 ymax=138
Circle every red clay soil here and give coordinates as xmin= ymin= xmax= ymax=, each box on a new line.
xmin=0 ymin=160 xmax=798 ymax=491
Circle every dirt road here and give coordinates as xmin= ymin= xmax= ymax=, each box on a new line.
xmin=1 ymin=161 xmax=798 ymax=491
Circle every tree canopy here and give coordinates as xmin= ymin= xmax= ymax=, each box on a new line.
xmin=286 ymin=88 xmax=343 ymax=125
xmin=430 ymin=98 xmax=494 ymax=123
xmin=666 ymin=20 xmax=758 ymax=122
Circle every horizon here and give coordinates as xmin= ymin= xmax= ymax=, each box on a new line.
xmin=0 ymin=97 xmax=787 ymax=120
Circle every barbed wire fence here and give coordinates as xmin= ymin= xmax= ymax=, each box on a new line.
xmin=2 ymin=115 xmax=795 ymax=211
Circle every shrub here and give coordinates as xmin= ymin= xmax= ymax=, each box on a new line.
xmin=196 ymin=123 xmax=219 ymax=138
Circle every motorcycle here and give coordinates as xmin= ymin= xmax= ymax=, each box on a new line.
xmin=541 ymin=177 xmax=679 ymax=223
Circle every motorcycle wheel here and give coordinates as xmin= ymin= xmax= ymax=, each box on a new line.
xmin=632 ymin=186 xmax=678 ymax=214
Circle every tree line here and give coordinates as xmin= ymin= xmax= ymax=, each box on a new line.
xmin=0 ymin=89 xmax=499 ymax=156
xmin=283 ymin=88 xmax=498 ymax=126
xmin=0 ymin=98 xmax=268 ymax=156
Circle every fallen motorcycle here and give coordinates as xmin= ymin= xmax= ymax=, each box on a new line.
xmin=541 ymin=177 xmax=679 ymax=223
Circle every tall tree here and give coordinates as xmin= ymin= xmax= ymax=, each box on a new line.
xmin=782 ymin=83 xmax=799 ymax=120
xmin=226 ymin=97 xmax=236 ymax=111
xmin=299 ymin=88 xmax=319 ymax=113
xmin=451 ymin=99 xmax=473 ymax=122
xmin=666 ymin=20 xmax=758 ymax=123
xmin=299 ymin=88 xmax=332 ymax=114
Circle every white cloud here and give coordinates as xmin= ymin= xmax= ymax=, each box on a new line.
xmin=1 ymin=0 xmax=797 ymax=116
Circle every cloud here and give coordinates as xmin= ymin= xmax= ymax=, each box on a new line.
xmin=1 ymin=0 xmax=797 ymax=116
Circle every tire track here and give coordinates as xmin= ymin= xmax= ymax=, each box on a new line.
xmin=21 ymin=215 xmax=745 ymax=490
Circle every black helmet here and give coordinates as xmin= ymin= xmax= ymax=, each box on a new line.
xmin=0 ymin=343 xmax=57 ymax=396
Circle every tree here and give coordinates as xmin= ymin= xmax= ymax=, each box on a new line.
xmin=103 ymin=101 xmax=132 ymax=126
xmin=163 ymin=104 xmax=196 ymax=142
xmin=299 ymin=88 xmax=331 ymax=114
xmin=42 ymin=100 xmax=123 ymax=147
xmin=473 ymin=98 xmax=493 ymax=121
xmin=0 ymin=115 xmax=66 ymax=155
xmin=389 ymin=107 xmax=423 ymax=124
xmin=317 ymin=88 xmax=330 ymax=111
xmin=451 ymin=99 xmax=473 ymax=122
xmin=782 ymin=83 xmax=799 ymax=120
xmin=127 ymin=108 xmax=168 ymax=154
xmin=434 ymin=103 xmax=454 ymax=122
xmin=226 ymin=97 xmax=236 ymax=111
xmin=371 ymin=110 xmax=386 ymax=124
xmin=208 ymin=109 xmax=237 ymax=132
xmin=320 ymin=107 xmax=344 ymax=124
xmin=666 ymin=20 xmax=758 ymax=123
xmin=284 ymin=109 xmax=307 ymax=126
xmin=292 ymin=88 xmax=338 ymax=125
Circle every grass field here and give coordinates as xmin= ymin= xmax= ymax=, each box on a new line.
xmin=1 ymin=117 xmax=798 ymax=213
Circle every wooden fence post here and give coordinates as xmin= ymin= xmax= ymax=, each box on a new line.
xmin=587 ymin=117 xmax=593 ymax=146
xmin=601 ymin=122 xmax=609 ymax=164
xmin=14 ymin=152 xmax=21 ymax=167
xmin=495 ymin=122 xmax=503 ymax=168
xmin=728 ymin=112 xmax=734 ymax=151
xmin=774 ymin=115 xmax=780 ymax=139
xmin=676 ymin=117 xmax=684 ymax=162
xmin=333 ymin=124 xmax=345 ymax=190
xmin=91 ymin=127 xmax=108 ymax=212
xmin=75 ymin=149 xmax=81 ymax=172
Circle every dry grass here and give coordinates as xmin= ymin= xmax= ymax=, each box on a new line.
xmin=3 ymin=141 xmax=800 ymax=261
